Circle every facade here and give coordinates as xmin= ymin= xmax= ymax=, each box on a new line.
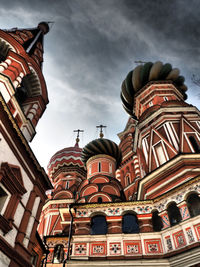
xmin=38 ymin=62 xmax=200 ymax=266
xmin=0 ymin=23 xmax=52 ymax=267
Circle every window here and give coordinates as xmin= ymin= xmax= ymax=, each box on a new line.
xmin=0 ymin=162 xmax=26 ymax=234
xmin=91 ymin=215 xmax=107 ymax=235
xmin=31 ymin=252 xmax=38 ymax=266
xmin=149 ymin=101 xmax=153 ymax=107
xmin=0 ymin=184 xmax=10 ymax=214
xmin=187 ymin=194 xmax=200 ymax=217
xmin=189 ymin=136 xmax=200 ymax=153
xmin=98 ymin=162 xmax=101 ymax=172
xmin=122 ymin=214 xmax=139 ymax=233
xmin=15 ymin=85 xmax=28 ymax=105
xmin=98 ymin=197 xmax=102 ymax=204
xmin=53 ymin=244 xmax=64 ymax=263
xmin=167 ymin=202 xmax=182 ymax=226
xmin=152 ymin=210 xmax=163 ymax=231
xmin=126 ymin=174 xmax=131 ymax=186
xmin=89 ymin=165 xmax=92 ymax=175
xmin=163 ymin=96 xmax=168 ymax=101
xmin=65 ymin=181 xmax=69 ymax=189
xmin=109 ymin=163 xmax=112 ymax=173
xmin=154 ymin=143 xmax=167 ymax=165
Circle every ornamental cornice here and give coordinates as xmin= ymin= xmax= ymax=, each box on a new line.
xmin=137 ymin=154 xmax=200 ymax=199
xmin=138 ymin=106 xmax=200 ymax=130
xmin=73 ymin=176 xmax=200 ymax=217
xmin=46 ymin=237 xmax=68 ymax=248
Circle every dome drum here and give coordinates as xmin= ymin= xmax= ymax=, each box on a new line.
xmin=86 ymin=154 xmax=116 ymax=178
xmin=81 ymin=138 xmax=122 ymax=169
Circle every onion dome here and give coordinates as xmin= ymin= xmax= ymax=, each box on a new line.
xmin=81 ymin=138 xmax=122 ymax=168
xmin=121 ymin=61 xmax=188 ymax=116
xmin=47 ymin=145 xmax=85 ymax=179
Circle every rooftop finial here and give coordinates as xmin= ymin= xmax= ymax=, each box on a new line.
xmin=37 ymin=22 xmax=50 ymax=34
xmin=74 ymin=129 xmax=84 ymax=147
xmin=96 ymin=124 xmax=106 ymax=138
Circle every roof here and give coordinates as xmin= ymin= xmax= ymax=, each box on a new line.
xmin=121 ymin=61 xmax=188 ymax=116
xmin=81 ymin=138 xmax=122 ymax=168
xmin=48 ymin=146 xmax=85 ymax=178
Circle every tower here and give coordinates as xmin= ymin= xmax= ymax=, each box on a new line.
xmin=0 ymin=22 xmax=49 ymax=141
xmin=38 ymin=138 xmax=86 ymax=263
xmin=119 ymin=62 xmax=200 ymax=201
xmin=0 ymin=23 xmax=52 ymax=267
xmin=38 ymin=59 xmax=200 ymax=266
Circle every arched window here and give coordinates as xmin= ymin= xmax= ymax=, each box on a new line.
xmin=154 ymin=142 xmax=167 ymax=165
xmin=53 ymin=244 xmax=64 ymax=263
xmin=91 ymin=215 xmax=107 ymax=235
xmin=98 ymin=162 xmax=101 ymax=172
xmin=109 ymin=163 xmax=112 ymax=173
xmin=189 ymin=136 xmax=200 ymax=153
xmin=98 ymin=197 xmax=102 ymax=204
xmin=187 ymin=193 xmax=200 ymax=217
xmin=15 ymin=85 xmax=28 ymax=105
xmin=126 ymin=174 xmax=131 ymax=187
xmin=167 ymin=202 xmax=182 ymax=226
xmin=122 ymin=213 xmax=139 ymax=233
xmin=152 ymin=210 xmax=163 ymax=231
xmin=89 ymin=165 xmax=92 ymax=175
xmin=65 ymin=181 xmax=69 ymax=189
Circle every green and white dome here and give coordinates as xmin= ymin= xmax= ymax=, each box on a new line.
xmin=121 ymin=61 xmax=188 ymax=116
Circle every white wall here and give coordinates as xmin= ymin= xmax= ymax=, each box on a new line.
xmin=0 ymin=128 xmax=35 ymax=247
xmin=0 ymin=251 xmax=10 ymax=267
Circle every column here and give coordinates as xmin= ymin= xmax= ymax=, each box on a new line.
xmin=177 ymin=201 xmax=190 ymax=221
xmin=160 ymin=211 xmax=170 ymax=229
xmin=74 ymin=218 xmax=91 ymax=235
xmin=137 ymin=214 xmax=153 ymax=232
xmin=107 ymin=216 xmax=122 ymax=234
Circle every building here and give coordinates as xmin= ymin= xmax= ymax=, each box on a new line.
xmin=0 ymin=23 xmax=52 ymax=267
xmin=38 ymin=62 xmax=200 ymax=266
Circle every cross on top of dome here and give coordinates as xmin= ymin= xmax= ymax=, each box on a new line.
xmin=96 ymin=124 xmax=106 ymax=138
xmin=73 ymin=129 xmax=84 ymax=147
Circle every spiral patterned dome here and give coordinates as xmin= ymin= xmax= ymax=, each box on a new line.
xmin=121 ymin=61 xmax=188 ymax=116
xmin=81 ymin=138 xmax=122 ymax=168
xmin=47 ymin=146 xmax=85 ymax=178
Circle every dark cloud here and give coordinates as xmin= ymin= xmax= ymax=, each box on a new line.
xmin=0 ymin=0 xmax=199 ymax=168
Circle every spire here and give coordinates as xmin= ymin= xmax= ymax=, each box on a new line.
xmin=96 ymin=124 xmax=106 ymax=138
xmin=5 ymin=22 xmax=51 ymax=67
xmin=74 ymin=129 xmax=84 ymax=147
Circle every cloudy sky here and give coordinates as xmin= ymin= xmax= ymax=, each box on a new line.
xmin=1 ymin=0 xmax=200 ymax=169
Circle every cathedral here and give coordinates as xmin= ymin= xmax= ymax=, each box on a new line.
xmin=0 ymin=23 xmax=200 ymax=267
